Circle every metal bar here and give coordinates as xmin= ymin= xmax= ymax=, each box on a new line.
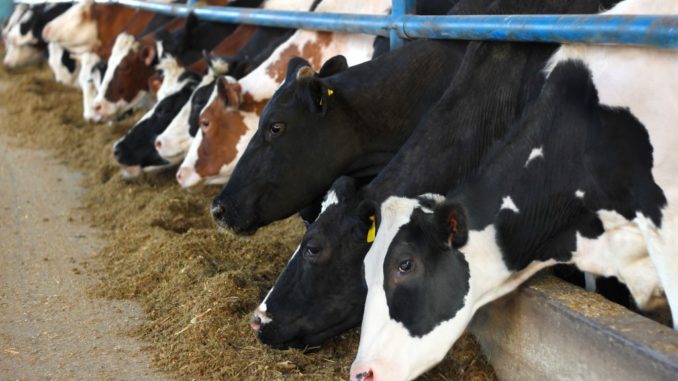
xmin=13 ymin=0 xmax=678 ymax=49
xmin=390 ymin=0 xmax=416 ymax=50
xmin=470 ymin=275 xmax=678 ymax=381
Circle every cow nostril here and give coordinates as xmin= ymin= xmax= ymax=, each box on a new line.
xmin=155 ymin=139 xmax=162 ymax=150
xmin=355 ymin=370 xmax=374 ymax=381
xmin=211 ymin=203 xmax=225 ymax=221
xmin=94 ymin=104 xmax=102 ymax=113
xmin=250 ymin=314 xmax=262 ymax=330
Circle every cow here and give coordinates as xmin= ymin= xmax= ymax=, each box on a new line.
xmin=154 ymin=0 xmax=322 ymax=166
xmin=174 ymin=0 xmax=393 ymax=189
xmin=113 ymin=58 xmax=200 ymax=179
xmin=208 ymin=0 xmax=512 ymax=231
xmin=47 ymin=42 xmax=79 ymax=86
xmin=109 ymin=0 xmax=314 ymax=178
xmin=3 ymin=3 xmax=72 ymax=68
xmin=91 ymin=0 xmax=264 ymax=122
xmin=249 ymin=38 xmax=558 ymax=348
xmin=42 ymin=0 xmax=155 ymax=55
xmin=247 ymin=0 xmax=626 ymax=350
xmin=350 ymin=58 xmax=675 ymax=381
xmin=155 ymin=57 xmax=231 ymax=165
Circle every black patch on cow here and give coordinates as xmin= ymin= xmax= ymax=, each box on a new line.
xmin=114 ymin=80 xmax=197 ymax=168
xmin=188 ymin=81 xmax=216 ymax=137
xmin=382 ymin=208 xmax=470 ymax=337
xmin=257 ymin=176 xmax=373 ymax=348
xmin=60 ymin=47 xmax=76 ymax=73
xmin=178 ymin=70 xmax=198 ymax=83
xmin=445 ymin=60 xmax=664 ymax=272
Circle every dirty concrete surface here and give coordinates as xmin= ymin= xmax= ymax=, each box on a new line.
xmin=0 ymin=137 xmax=169 ymax=380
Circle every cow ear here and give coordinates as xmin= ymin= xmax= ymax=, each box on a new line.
xmin=330 ymin=176 xmax=357 ymax=201
xmin=357 ymin=199 xmax=379 ymax=243
xmin=318 ymin=55 xmax=348 ymax=78
xmin=297 ymin=76 xmax=334 ymax=115
xmin=286 ymin=57 xmax=312 ymax=82
xmin=148 ymin=72 xmax=162 ymax=94
xmin=434 ymin=202 xmax=468 ymax=248
xmin=140 ymin=45 xmax=156 ymax=66
xmin=216 ymin=77 xmax=241 ymax=109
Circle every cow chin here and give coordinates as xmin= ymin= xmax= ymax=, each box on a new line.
xmin=3 ymin=45 xmax=44 ymax=69
xmin=257 ymin=314 xmax=361 ymax=350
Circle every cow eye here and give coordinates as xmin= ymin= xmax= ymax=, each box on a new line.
xmin=398 ymin=259 xmax=413 ymax=273
xmin=200 ymin=119 xmax=210 ymax=130
xmin=304 ymin=245 xmax=321 ymax=259
xmin=270 ymin=122 xmax=285 ymax=135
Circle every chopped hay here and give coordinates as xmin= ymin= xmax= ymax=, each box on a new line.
xmin=0 ymin=61 xmax=496 ymax=380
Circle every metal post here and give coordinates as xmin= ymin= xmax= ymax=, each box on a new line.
xmin=390 ymin=0 xmax=416 ymax=50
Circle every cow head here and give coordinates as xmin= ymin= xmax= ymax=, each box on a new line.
xmin=176 ymin=76 xmax=254 ymax=188
xmin=42 ymin=0 xmax=97 ymax=54
xmin=3 ymin=5 xmax=44 ymax=68
xmin=113 ymin=75 xmax=198 ymax=178
xmin=155 ymin=57 xmax=229 ymax=162
xmin=93 ymin=33 xmax=157 ymax=121
xmin=251 ymin=177 xmax=373 ymax=348
xmin=210 ymin=55 xmax=351 ymax=234
xmin=78 ymin=52 xmax=107 ymax=122
xmin=351 ymin=195 xmax=474 ymax=381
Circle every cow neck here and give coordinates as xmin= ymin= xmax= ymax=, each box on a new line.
xmin=365 ymin=40 xmax=555 ymax=205
xmin=335 ymin=40 xmax=472 ymax=191
xmin=94 ymin=5 xmax=138 ymax=47
xmin=122 ymin=11 xmax=156 ymax=37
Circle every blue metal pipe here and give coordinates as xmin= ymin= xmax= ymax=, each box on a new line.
xmin=13 ymin=0 xmax=678 ymax=49
xmin=390 ymin=0 xmax=416 ymax=50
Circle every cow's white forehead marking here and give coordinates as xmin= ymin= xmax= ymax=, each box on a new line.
xmin=575 ymin=189 xmax=585 ymax=199
xmin=500 ymin=196 xmax=520 ymax=213
xmin=524 ymin=146 xmax=544 ymax=167
xmin=320 ymin=190 xmax=339 ymax=214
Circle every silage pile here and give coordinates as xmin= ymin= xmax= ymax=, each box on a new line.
xmin=0 ymin=62 xmax=496 ymax=380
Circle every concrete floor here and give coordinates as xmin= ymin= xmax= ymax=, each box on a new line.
xmin=0 ymin=137 xmax=168 ymax=380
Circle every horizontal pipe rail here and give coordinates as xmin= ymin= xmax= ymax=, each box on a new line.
xmin=13 ymin=0 xmax=678 ymax=48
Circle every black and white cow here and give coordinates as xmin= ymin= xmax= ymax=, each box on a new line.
xmin=350 ymin=57 xmax=674 ymax=381
xmin=250 ymin=0 xmax=631 ymax=350
xmin=210 ymin=37 xmax=469 ymax=232
xmin=3 ymin=3 xmax=72 ymax=68
xmin=47 ymin=42 xmax=79 ymax=86
xmin=154 ymin=56 xmax=230 ymax=164
xmin=113 ymin=62 xmax=199 ymax=178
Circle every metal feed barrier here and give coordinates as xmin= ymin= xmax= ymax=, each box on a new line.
xmin=12 ymin=0 xmax=678 ymax=379
xmin=14 ymin=0 xmax=678 ymax=49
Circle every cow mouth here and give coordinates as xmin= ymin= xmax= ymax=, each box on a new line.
xmin=120 ymin=165 xmax=142 ymax=179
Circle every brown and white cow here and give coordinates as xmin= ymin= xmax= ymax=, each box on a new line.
xmin=176 ymin=0 xmax=392 ymax=188
xmin=42 ymin=0 xmax=155 ymax=55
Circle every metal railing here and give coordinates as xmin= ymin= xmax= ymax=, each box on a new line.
xmin=14 ymin=0 xmax=678 ymax=50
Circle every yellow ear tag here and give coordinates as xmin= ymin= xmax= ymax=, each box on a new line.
xmin=367 ymin=215 xmax=376 ymax=243
xmin=327 ymin=88 xmax=334 ymax=96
